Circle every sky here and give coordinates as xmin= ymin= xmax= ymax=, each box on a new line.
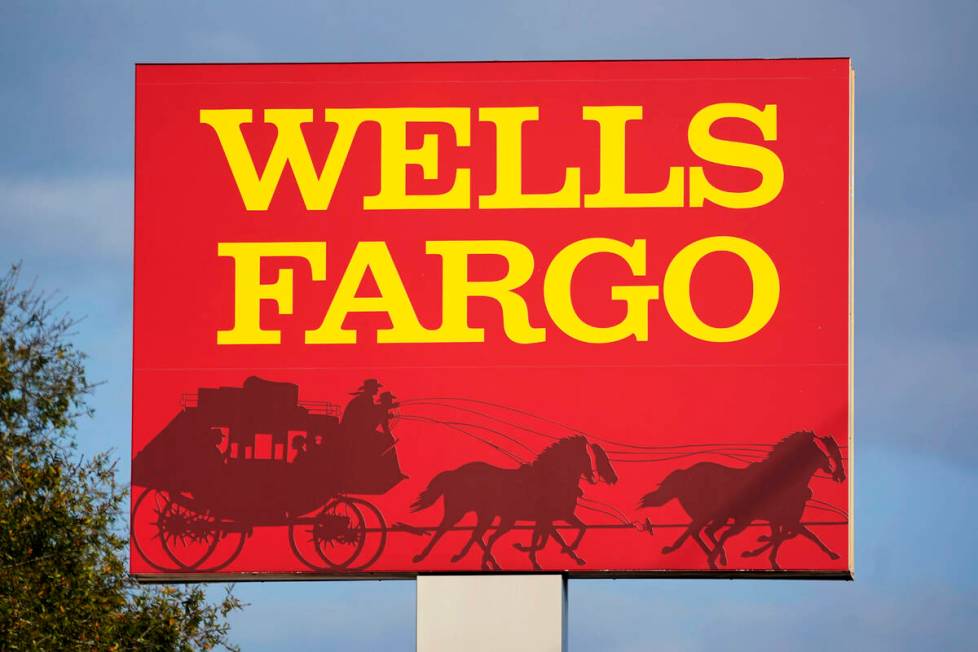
xmin=1 ymin=0 xmax=976 ymax=649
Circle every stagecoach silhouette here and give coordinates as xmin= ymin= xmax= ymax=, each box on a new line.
xmin=131 ymin=376 xmax=403 ymax=573
xmin=132 ymin=378 xmax=849 ymax=573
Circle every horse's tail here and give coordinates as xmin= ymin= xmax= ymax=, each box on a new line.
xmin=639 ymin=470 xmax=685 ymax=509
xmin=411 ymin=471 xmax=452 ymax=512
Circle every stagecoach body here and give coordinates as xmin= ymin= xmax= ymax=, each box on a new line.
xmin=131 ymin=377 xmax=402 ymax=573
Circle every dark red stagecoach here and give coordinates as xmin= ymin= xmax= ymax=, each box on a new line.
xmin=131 ymin=377 xmax=404 ymax=573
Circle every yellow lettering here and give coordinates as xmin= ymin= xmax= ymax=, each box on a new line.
xmin=478 ymin=107 xmax=581 ymax=209
xmin=687 ymin=103 xmax=784 ymax=209
xmin=582 ymin=106 xmax=684 ymax=208
xmin=544 ymin=238 xmax=659 ymax=343
xmin=663 ymin=236 xmax=780 ymax=342
xmin=217 ymin=242 xmax=326 ymax=345
xmin=200 ymin=108 xmax=367 ymax=211
xmin=305 ymin=242 xmax=436 ymax=344
xmin=360 ymin=108 xmax=471 ymax=210
xmin=425 ymin=240 xmax=545 ymax=343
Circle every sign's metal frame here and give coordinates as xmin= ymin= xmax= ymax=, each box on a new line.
xmin=130 ymin=58 xmax=854 ymax=584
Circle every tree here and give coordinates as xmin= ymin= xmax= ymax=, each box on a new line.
xmin=0 ymin=265 xmax=242 ymax=650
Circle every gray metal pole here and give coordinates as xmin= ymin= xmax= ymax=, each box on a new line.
xmin=417 ymin=575 xmax=566 ymax=652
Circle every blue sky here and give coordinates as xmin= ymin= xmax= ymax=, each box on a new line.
xmin=1 ymin=1 xmax=976 ymax=649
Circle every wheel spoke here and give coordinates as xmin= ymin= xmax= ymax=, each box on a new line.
xmin=313 ymin=498 xmax=366 ymax=569
xmin=159 ymin=494 xmax=219 ymax=570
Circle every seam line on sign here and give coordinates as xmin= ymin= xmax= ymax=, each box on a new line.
xmin=133 ymin=362 xmax=848 ymax=372
xmin=130 ymin=569 xmax=854 ymax=584
xmin=137 ymin=76 xmax=818 ymax=87
xmin=134 ymin=57 xmax=851 ymax=66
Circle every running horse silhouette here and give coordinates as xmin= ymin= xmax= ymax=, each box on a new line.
xmin=741 ymin=435 xmax=846 ymax=569
xmin=638 ymin=431 xmax=846 ymax=570
xmin=513 ymin=441 xmax=617 ymax=570
xmin=410 ymin=436 xmax=617 ymax=570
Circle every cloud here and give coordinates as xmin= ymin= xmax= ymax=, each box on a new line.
xmin=226 ymin=581 xmax=414 ymax=651
xmin=852 ymin=208 xmax=978 ymax=464
xmin=570 ymin=577 xmax=974 ymax=651
xmin=0 ymin=175 xmax=131 ymax=262
xmin=859 ymin=333 xmax=978 ymax=463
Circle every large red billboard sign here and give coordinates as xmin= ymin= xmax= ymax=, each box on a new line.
xmin=132 ymin=59 xmax=852 ymax=579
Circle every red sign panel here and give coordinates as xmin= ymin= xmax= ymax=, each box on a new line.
xmin=132 ymin=59 xmax=852 ymax=579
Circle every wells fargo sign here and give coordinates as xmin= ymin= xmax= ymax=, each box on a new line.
xmin=132 ymin=59 xmax=853 ymax=579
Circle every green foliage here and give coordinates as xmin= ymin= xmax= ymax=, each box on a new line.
xmin=0 ymin=265 xmax=242 ymax=650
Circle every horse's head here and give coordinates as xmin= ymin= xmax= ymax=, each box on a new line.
xmin=768 ymin=431 xmax=846 ymax=484
xmin=588 ymin=443 xmax=618 ymax=485
xmin=535 ymin=436 xmax=619 ymax=486
xmin=571 ymin=436 xmax=596 ymax=483
xmin=813 ymin=434 xmax=846 ymax=483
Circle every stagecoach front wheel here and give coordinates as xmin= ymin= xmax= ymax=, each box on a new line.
xmin=313 ymin=498 xmax=368 ymax=569
xmin=343 ymin=497 xmax=388 ymax=571
xmin=288 ymin=497 xmax=367 ymax=571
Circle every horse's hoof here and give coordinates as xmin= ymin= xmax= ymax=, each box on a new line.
xmin=742 ymin=550 xmax=757 ymax=558
xmin=828 ymin=552 xmax=839 ymax=560
xmin=661 ymin=546 xmax=675 ymax=554
xmin=575 ymin=557 xmax=586 ymax=566
xmin=450 ymin=553 xmax=465 ymax=562
xmin=412 ymin=555 xmax=425 ymax=563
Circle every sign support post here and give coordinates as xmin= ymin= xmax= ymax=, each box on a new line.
xmin=417 ymin=575 xmax=566 ymax=652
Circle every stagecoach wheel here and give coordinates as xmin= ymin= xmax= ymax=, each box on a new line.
xmin=157 ymin=493 xmax=221 ymax=571
xmin=288 ymin=523 xmax=328 ymax=571
xmin=192 ymin=527 xmax=247 ymax=573
xmin=344 ymin=497 xmax=388 ymax=571
xmin=312 ymin=498 xmax=368 ymax=570
xmin=130 ymin=488 xmax=181 ymax=572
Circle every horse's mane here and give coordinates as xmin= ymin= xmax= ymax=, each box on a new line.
xmin=530 ymin=435 xmax=586 ymax=470
xmin=763 ymin=430 xmax=818 ymax=467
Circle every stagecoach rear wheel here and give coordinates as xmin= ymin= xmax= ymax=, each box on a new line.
xmin=193 ymin=526 xmax=247 ymax=573
xmin=158 ymin=493 xmax=221 ymax=571
xmin=343 ymin=497 xmax=388 ymax=571
xmin=132 ymin=488 xmax=246 ymax=573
